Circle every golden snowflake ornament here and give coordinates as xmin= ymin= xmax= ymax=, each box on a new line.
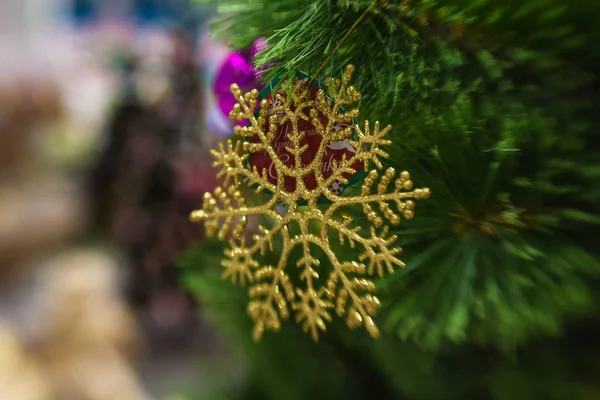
xmin=191 ymin=65 xmax=430 ymax=341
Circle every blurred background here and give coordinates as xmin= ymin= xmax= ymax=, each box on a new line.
xmin=0 ymin=0 xmax=237 ymax=398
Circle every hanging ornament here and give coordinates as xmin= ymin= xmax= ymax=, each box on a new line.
xmin=207 ymin=38 xmax=267 ymax=137
xmin=191 ymin=65 xmax=430 ymax=341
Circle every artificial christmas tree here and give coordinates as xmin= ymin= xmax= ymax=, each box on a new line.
xmin=180 ymin=0 xmax=600 ymax=399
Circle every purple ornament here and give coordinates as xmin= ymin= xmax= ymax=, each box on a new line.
xmin=212 ymin=38 xmax=267 ymax=131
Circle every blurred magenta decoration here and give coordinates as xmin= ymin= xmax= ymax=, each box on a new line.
xmin=211 ymin=37 xmax=267 ymax=135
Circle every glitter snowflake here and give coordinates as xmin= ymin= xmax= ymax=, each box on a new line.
xmin=191 ymin=65 xmax=430 ymax=341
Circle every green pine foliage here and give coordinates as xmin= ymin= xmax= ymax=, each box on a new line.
xmin=181 ymin=0 xmax=600 ymax=398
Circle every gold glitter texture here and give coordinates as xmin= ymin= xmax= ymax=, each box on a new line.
xmin=191 ymin=65 xmax=430 ymax=341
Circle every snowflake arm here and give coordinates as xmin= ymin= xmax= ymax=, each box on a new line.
xmin=247 ymin=225 xmax=296 ymax=341
xmin=319 ymin=237 xmax=381 ymax=338
xmin=190 ymin=186 xmax=281 ymax=238
xmin=324 ymin=217 xmax=406 ymax=277
xmin=351 ymin=120 xmax=392 ymax=171
xmin=324 ymin=168 xmax=430 ymax=225
xmin=210 ymin=139 xmax=278 ymax=195
xmin=319 ymin=168 xmax=429 ymax=278
xmin=309 ymin=66 xmax=361 ymax=197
